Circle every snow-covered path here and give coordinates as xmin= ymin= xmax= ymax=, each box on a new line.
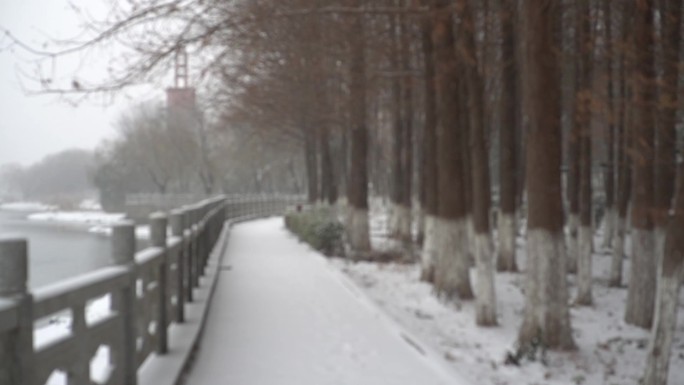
xmin=182 ymin=218 xmax=465 ymax=385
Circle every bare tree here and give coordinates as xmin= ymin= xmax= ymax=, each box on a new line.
xmin=496 ymin=0 xmax=519 ymax=273
xmin=419 ymin=0 xmax=439 ymax=282
xmin=518 ymin=0 xmax=575 ymax=350
xmin=461 ymin=0 xmax=497 ymax=326
xmin=609 ymin=0 xmax=632 ymax=288
xmin=625 ymin=0 xmax=657 ymax=329
xmin=346 ymin=0 xmax=372 ymax=254
xmin=644 ymin=162 xmax=684 ymax=385
xmin=575 ymin=0 xmax=593 ymax=306
xmin=431 ymin=0 xmax=473 ymax=301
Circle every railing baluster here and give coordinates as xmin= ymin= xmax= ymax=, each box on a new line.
xmin=112 ymin=222 xmax=137 ymax=385
xmin=69 ymin=302 xmax=88 ymax=384
xmin=192 ymin=206 xmax=202 ymax=286
xmin=0 ymin=237 xmax=33 ymax=385
xmin=150 ymin=213 xmax=168 ymax=355
xmin=170 ymin=209 xmax=185 ymax=323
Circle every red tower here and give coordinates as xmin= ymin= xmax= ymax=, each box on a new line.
xmin=166 ymin=46 xmax=198 ymax=145
xmin=166 ymin=47 xmax=196 ymax=111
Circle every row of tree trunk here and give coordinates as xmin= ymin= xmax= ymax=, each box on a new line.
xmin=235 ymin=1 xmax=683 ymax=383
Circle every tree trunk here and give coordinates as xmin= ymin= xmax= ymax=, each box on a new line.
xmin=653 ymin=0 xmax=681 ymax=278
xmin=625 ymin=0 xmax=656 ymax=329
xmin=610 ymin=2 xmax=631 ymax=288
xmin=561 ymin=0 xmax=579 ymax=275
xmin=431 ymin=0 xmax=473 ymax=301
xmin=518 ymin=0 xmax=575 ymax=350
xmin=463 ymin=0 xmax=497 ymax=326
xmin=496 ymin=0 xmax=518 ymax=273
xmin=601 ymin=0 xmax=616 ymax=251
xmin=643 ymin=3 xmax=683 ymax=378
xmin=346 ymin=5 xmax=371 ymax=254
xmin=611 ymin=99 xmax=631 ymax=287
xmin=320 ymin=124 xmax=338 ymax=205
xmin=576 ymin=0 xmax=593 ymax=306
xmin=577 ymin=128 xmax=593 ymax=305
xmin=389 ymin=9 xmax=408 ymax=241
xmin=643 ymin=162 xmax=684 ymax=385
xmin=419 ymin=0 xmax=439 ymax=282
xmin=460 ymin=84 xmax=475 ymax=268
xmin=401 ymin=58 xmax=414 ymax=243
xmin=565 ymin=4 xmax=580 ymax=275
xmin=304 ymin=127 xmax=319 ymax=204
xmin=389 ymin=7 xmax=413 ymax=243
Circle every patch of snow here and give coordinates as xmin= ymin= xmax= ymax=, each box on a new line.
xmin=329 ymin=221 xmax=684 ymax=385
xmin=78 ymin=199 xmax=102 ymax=211
xmin=88 ymin=224 xmax=150 ymax=240
xmin=28 ymin=211 xmax=125 ymax=226
xmin=0 ymin=201 xmax=57 ymax=212
xmin=28 ymin=210 xmax=150 ymax=239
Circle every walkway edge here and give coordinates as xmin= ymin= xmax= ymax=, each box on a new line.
xmin=315 ymin=250 xmax=472 ymax=384
xmin=138 ymin=214 xmax=263 ymax=385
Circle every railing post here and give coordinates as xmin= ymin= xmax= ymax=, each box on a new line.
xmin=191 ymin=206 xmax=201 ymax=288
xmin=0 ymin=237 xmax=33 ymax=385
xmin=150 ymin=213 xmax=168 ymax=355
xmin=170 ymin=209 xmax=185 ymax=322
xmin=112 ymin=222 xmax=137 ymax=385
xmin=181 ymin=208 xmax=194 ymax=301
xmin=200 ymin=205 xmax=209 ymax=276
xmin=198 ymin=205 xmax=207 ymax=275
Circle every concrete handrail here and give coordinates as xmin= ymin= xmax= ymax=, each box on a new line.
xmin=0 ymin=194 xmax=304 ymax=385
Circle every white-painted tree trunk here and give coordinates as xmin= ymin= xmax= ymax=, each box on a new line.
xmin=519 ymin=228 xmax=544 ymax=343
xmin=388 ymin=203 xmax=412 ymax=241
xmin=416 ymin=208 xmax=425 ymax=243
xmin=643 ymin=269 xmax=682 ymax=385
xmin=601 ymin=208 xmax=615 ymax=250
xmin=520 ymin=229 xmax=574 ymax=348
xmin=421 ymin=215 xmax=437 ymax=282
xmin=576 ymin=225 xmax=593 ymax=305
xmin=655 ymin=227 xmax=666 ymax=279
xmin=346 ymin=206 xmax=371 ymax=253
xmin=496 ymin=212 xmax=517 ymax=271
xmin=609 ymin=215 xmax=626 ymax=286
xmin=625 ymin=229 xmax=656 ymax=328
xmin=474 ymin=233 xmax=497 ymax=325
xmin=566 ymin=214 xmax=579 ymax=274
xmin=542 ymin=229 xmax=575 ymax=348
xmin=466 ymin=215 xmax=475 ymax=267
xmin=433 ymin=217 xmax=473 ymax=301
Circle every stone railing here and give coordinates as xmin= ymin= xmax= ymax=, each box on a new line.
xmin=0 ymin=194 xmax=303 ymax=385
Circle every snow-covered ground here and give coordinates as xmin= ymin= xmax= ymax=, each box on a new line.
xmin=78 ymin=199 xmax=103 ymax=211
xmin=326 ymin=205 xmax=684 ymax=385
xmin=26 ymin=207 xmax=150 ymax=239
xmin=28 ymin=211 xmax=126 ymax=226
xmin=0 ymin=201 xmax=57 ymax=212
xmin=184 ymin=218 xmax=466 ymax=385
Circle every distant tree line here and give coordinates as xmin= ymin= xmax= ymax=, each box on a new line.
xmin=0 ymin=149 xmax=95 ymax=206
xmin=91 ymin=101 xmax=306 ymax=210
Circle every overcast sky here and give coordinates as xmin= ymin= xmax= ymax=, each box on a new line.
xmin=0 ymin=0 xmax=162 ymax=167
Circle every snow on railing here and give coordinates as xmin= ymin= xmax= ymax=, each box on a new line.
xmin=0 ymin=194 xmax=304 ymax=385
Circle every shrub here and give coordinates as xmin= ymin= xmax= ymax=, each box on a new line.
xmin=285 ymin=207 xmax=344 ymax=257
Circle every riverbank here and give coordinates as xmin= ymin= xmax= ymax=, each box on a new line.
xmin=1 ymin=200 xmax=151 ymax=239
xmin=0 ymin=201 xmax=149 ymax=288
